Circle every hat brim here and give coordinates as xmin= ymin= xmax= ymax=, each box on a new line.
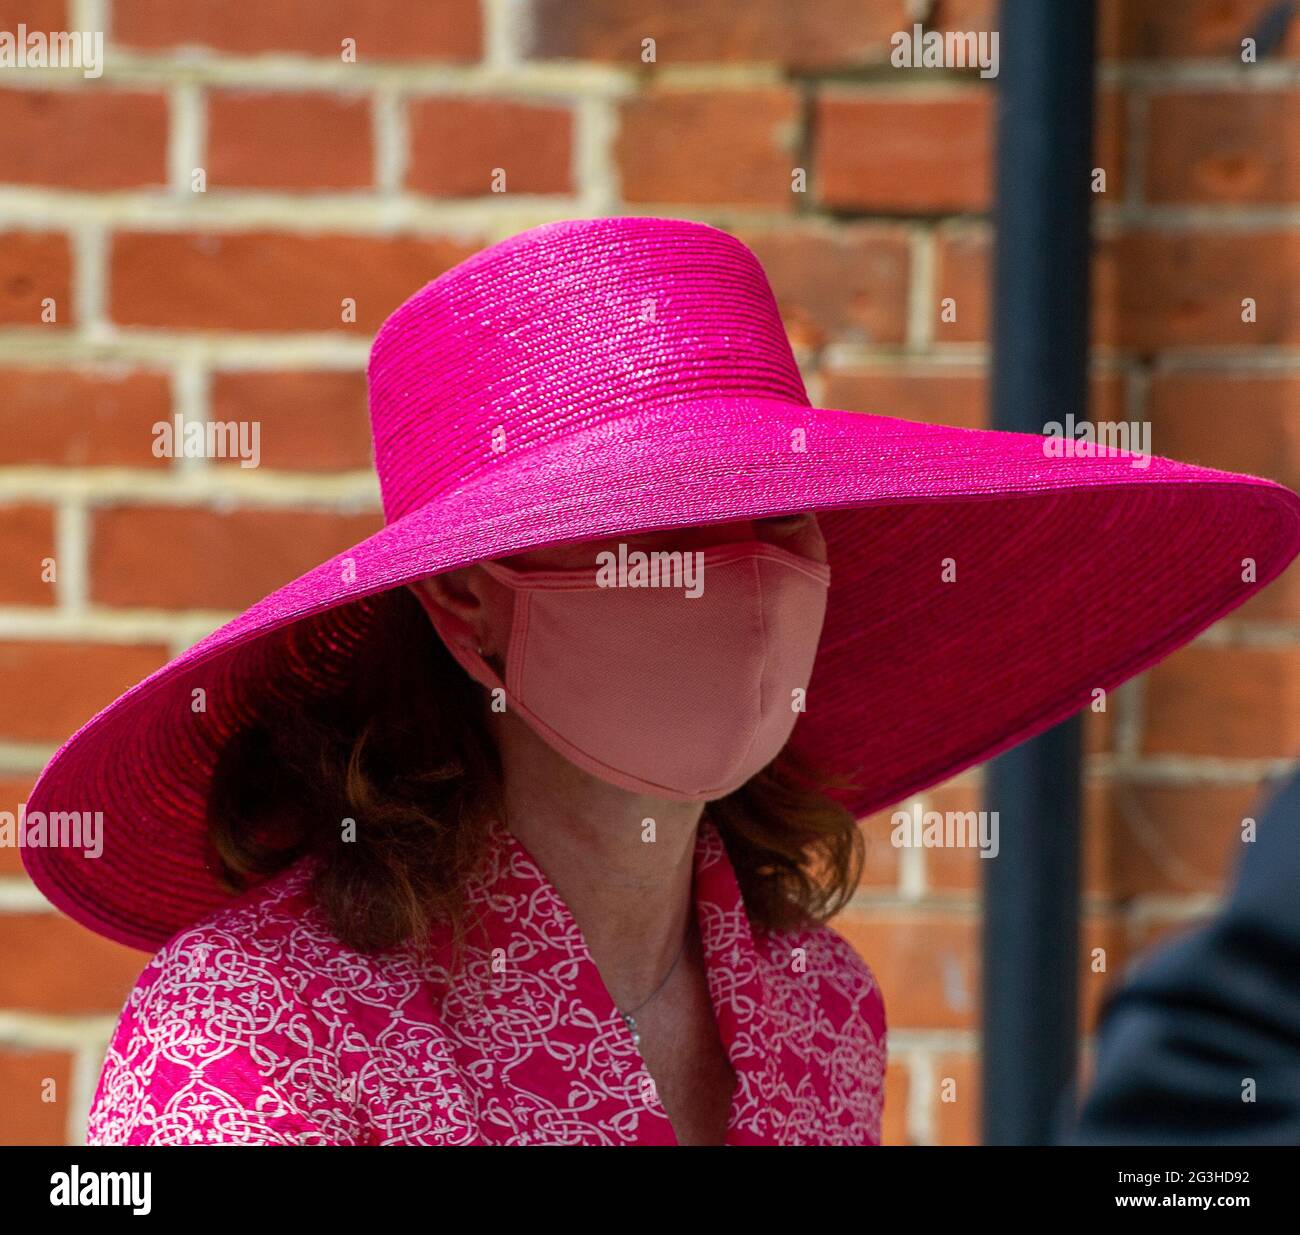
xmin=22 ymin=398 xmax=1300 ymax=950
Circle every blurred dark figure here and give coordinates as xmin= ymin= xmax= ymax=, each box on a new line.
xmin=1060 ymin=770 xmax=1300 ymax=1144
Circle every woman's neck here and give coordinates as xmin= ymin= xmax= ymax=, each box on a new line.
xmin=490 ymin=709 xmax=704 ymax=1011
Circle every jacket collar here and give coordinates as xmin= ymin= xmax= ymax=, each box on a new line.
xmin=448 ymin=814 xmax=790 ymax=1145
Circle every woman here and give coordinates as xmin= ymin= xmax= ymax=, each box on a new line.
xmin=22 ymin=217 xmax=1300 ymax=1146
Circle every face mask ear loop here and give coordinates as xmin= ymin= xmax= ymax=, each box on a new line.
xmin=411 ymin=581 xmax=508 ymax=694
xmin=478 ymin=557 xmax=533 ymax=589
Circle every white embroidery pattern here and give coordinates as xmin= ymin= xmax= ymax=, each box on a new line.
xmin=87 ymin=818 xmax=886 ymax=1145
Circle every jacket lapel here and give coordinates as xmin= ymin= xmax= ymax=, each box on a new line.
xmin=692 ymin=818 xmax=791 ymax=1144
xmin=447 ymin=815 xmax=789 ymax=1145
xmin=451 ymin=818 xmax=676 ymax=1144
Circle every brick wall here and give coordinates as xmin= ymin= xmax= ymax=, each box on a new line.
xmin=0 ymin=0 xmax=1295 ymax=1146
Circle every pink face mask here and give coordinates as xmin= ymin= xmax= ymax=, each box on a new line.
xmin=420 ymin=540 xmax=831 ymax=802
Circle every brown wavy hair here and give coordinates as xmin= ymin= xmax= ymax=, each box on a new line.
xmin=207 ymin=585 xmax=863 ymax=956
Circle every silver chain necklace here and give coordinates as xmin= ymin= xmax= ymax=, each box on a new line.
xmin=618 ymin=933 xmax=688 ymax=1050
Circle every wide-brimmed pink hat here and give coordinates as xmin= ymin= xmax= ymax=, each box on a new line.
xmin=22 ymin=216 xmax=1300 ymax=952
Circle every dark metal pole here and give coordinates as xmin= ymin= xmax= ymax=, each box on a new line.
xmin=983 ymin=0 xmax=1095 ymax=1144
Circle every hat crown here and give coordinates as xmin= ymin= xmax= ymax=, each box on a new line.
xmin=366 ymin=216 xmax=808 ymax=522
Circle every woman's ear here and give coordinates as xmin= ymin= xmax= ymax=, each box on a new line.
xmin=412 ymin=567 xmax=477 ymax=624
xmin=409 ymin=567 xmax=511 ymax=664
xmin=409 ymin=569 xmax=482 ymax=650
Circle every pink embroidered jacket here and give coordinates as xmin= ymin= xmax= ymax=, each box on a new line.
xmin=87 ymin=817 xmax=887 ymax=1145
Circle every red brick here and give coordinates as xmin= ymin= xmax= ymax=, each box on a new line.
xmin=939 ymin=229 xmax=1298 ymax=353
xmin=0 ymin=368 xmax=171 ymax=467
xmin=911 ymin=779 xmax=985 ymax=894
xmin=1148 ymin=372 xmax=1300 ymax=622
xmin=0 ymin=504 xmax=57 ymax=607
xmin=1147 ymin=91 xmax=1300 ymax=204
xmin=1094 ymin=231 xmax=1300 ymax=349
xmin=0 ymin=89 xmax=167 ymax=189
xmin=1085 ymin=702 xmax=1116 ymax=756
xmin=0 ymin=914 xmax=146 ymax=1011
xmin=882 ymin=1059 xmax=910 ymax=1145
xmin=0 ymin=642 xmax=168 ymax=743
xmin=823 ymin=367 xmax=988 ymax=429
xmin=1102 ymin=0 xmax=1300 ymax=59
xmin=734 ymin=224 xmax=910 ymax=349
xmin=0 ymin=232 xmax=72 ymax=326
xmin=6 ymin=1 xmax=67 ymax=30
xmin=206 ymin=91 xmax=373 ymax=190
xmin=616 ymin=88 xmax=800 ymax=208
xmin=931 ymin=0 xmax=998 ymax=27
xmin=865 ymin=781 xmax=991 ymax=896
xmin=833 ymin=910 xmax=978 ymax=1029
xmin=1095 ymin=88 xmax=1127 ymax=199
xmin=1084 ymin=780 xmax=1260 ymax=898
xmin=933 ymin=1051 xmax=980 ymax=1145
xmin=1081 ymin=913 xmax=1133 ymax=1032
xmin=838 ymin=901 xmax=1134 ymax=1039
xmin=211 ymin=371 xmax=372 ymax=471
xmin=0 ymin=1047 xmax=73 ymax=1146
xmin=91 ymin=506 xmax=382 ymax=610
xmin=0 ymin=773 xmax=36 ymax=876
xmin=934 ymin=227 xmax=989 ymax=343
xmin=109 ymin=231 xmax=478 ymax=332
xmin=820 ymin=366 xmax=1124 ymax=433
xmin=525 ymin=0 xmax=910 ymax=68
xmin=113 ymin=0 xmax=482 ymax=60
xmin=407 ymin=98 xmax=572 ymax=197
xmin=856 ymin=805 xmax=902 ymax=889
xmin=1149 ymin=373 xmax=1300 ymax=490
xmin=813 ymin=85 xmax=1117 ymax=210
xmin=1142 ymin=646 xmax=1300 ymax=757
xmin=815 ymin=91 xmax=993 ymax=213
xmin=1084 ymin=374 xmax=1132 ymax=421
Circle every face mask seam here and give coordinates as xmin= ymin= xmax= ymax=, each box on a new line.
xmin=483 ymin=539 xmax=827 ymax=592
xmin=725 ymin=551 xmax=772 ymax=783
xmin=506 ymin=587 xmax=531 ymax=699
